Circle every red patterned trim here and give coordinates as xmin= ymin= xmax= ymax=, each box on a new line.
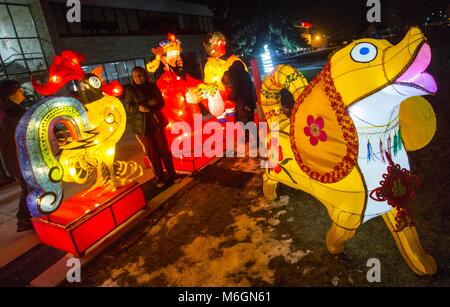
xmin=290 ymin=62 xmax=359 ymax=183
xmin=369 ymin=152 xmax=419 ymax=231
xmin=265 ymin=108 xmax=284 ymax=120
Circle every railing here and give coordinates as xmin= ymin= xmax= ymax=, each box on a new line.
xmin=1 ymin=52 xmax=41 ymax=63
xmin=0 ymin=52 xmax=46 ymax=76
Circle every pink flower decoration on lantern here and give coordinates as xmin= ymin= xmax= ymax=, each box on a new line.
xmin=267 ymin=137 xmax=283 ymax=174
xmin=304 ymin=115 xmax=327 ymax=146
xmin=266 ymin=137 xmax=297 ymax=184
xmin=267 ymin=138 xmax=283 ymax=174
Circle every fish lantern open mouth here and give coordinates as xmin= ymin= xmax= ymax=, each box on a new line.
xmin=395 ymin=43 xmax=437 ymax=94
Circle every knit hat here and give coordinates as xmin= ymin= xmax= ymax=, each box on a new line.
xmin=0 ymin=79 xmax=20 ymax=107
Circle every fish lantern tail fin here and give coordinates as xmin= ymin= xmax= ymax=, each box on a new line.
xmin=260 ymin=65 xmax=308 ymax=131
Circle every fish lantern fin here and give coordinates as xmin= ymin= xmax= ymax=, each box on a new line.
xmin=399 ymin=96 xmax=436 ymax=151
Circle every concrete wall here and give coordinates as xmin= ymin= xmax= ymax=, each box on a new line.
xmin=50 ymin=34 xmax=205 ymax=64
xmin=49 ymin=0 xmax=213 ymax=16
xmin=37 ymin=0 xmax=209 ymax=65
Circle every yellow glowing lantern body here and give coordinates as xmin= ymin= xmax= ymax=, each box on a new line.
xmin=261 ymin=27 xmax=437 ymax=275
xmin=19 ymin=50 xmax=143 ymax=217
xmin=59 ymin=95 xmax=142 ymax=194
xmin=204 ymin=55 xmax=247 ymax=91
xmin=202 ymin=32 xmax=249 ymax=120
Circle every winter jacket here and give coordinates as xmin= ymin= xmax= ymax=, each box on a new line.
xmin=222 ymin=61 xmax=256 ymax=123
xmin=0 ymin=100 xmax=26 ymax=177
xmin=123 ymin=82 xmax=167 ymax=135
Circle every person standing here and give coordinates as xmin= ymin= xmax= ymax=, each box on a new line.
xmin=222 ymin=63 xmax=256 ymax=125
xmin=0 ymin=79 xmax=33 ymax=232
xmin=124 ymin=67 xmax=179 ymax=188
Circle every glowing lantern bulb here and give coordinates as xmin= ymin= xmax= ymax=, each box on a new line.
xmin=105 ymin=114 xmax=114 ymax=124
xmin=178 ymin=110 xmax=184 ymax=116
xmin=51 ymin=75 xmax=61 ymax=83
xmin=168 ymin=33 xmax=176 ymax=42
xmin=105 ymin=147 xmax=115 ymax=156
xmin=69 ymin=167 xmax=76 ymax=176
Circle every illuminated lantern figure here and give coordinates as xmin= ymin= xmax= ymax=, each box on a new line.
xmin=146 ymin=33 xmax=204 ymax=125
xmin=17 ymin=51 xmax=142 ymax=217
xmin=203 ymin=32 xmax=255 ymax=123
xmin=203 ymin=32 xmax=231 ymax=90
xmin=32 ymin=50 xmax=85 ymax=95
xmin=146 ymin=34 xmax=221 ymax=172
xmin=261 ymin=27 xmax=437 ymax=275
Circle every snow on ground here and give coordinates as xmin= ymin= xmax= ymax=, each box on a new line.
xmin=95 ymin=171 xmax=312 ymax=287
xmin=104 ymin=206 xmax=311 ymax=286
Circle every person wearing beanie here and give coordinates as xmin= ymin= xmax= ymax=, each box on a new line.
xmin=0 ymin=79 xmax=33 ymax=232
xmin=123 ymin=67 xmax=180 ymax=188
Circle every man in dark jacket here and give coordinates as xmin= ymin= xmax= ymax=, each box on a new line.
xmin=222 ymin=62 xmax=257 ymax=145
xmin=0 ymin=79 xmax=33 ymax=232
xmin=123 ymin=67 xmax=179 ymax=188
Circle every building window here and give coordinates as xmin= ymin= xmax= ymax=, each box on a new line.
xmin=50 ymin=2 xmax=212 ymax=37
xmin=115 ymin=9 xmax=128 ymax=34
xmin=0 ymin=3 xmax=47 ymax=79
xmin=126 ymin=10 xmax=140 ymax=34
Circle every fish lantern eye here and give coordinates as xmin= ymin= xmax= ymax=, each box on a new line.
xmin=350 ymin=42 xmax=378 ymax=63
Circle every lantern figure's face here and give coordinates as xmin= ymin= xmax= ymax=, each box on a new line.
xmin=204 ymin=32 xmax=227 ymax=58
xmin=162 ymin=50 xmax=183 ymax=68
xmin=211 ymin=38 xmax=227 ymax=58
xmin=158 ymin=33 xmax=183 ymax=69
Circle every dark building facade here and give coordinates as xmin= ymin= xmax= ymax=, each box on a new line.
xmin=0 ymin=0 xmax=214 ymax=185
xmin=1 ymin=0 xmax=213 ymax=84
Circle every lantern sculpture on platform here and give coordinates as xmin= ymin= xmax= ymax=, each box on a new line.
xmin=17 ymin=51 xmax=142 ymax=217
xmin=146 ymin=34 xmax=223 ymax=172
xmin=203 ymin=31 xmax=252 ymax=121
xmin=260 ymin=27 xmax=438 ymax=275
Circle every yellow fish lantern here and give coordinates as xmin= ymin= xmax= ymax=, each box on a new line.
xmin=261 ymin=27 xmax=437 ymax=275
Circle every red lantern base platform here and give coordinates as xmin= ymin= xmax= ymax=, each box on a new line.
xmin=31 ymin=182 xmax=146 ymax=256
xmin=172 ymin=155 xmax=215 ymax=172
xmin=164 ymin=116 xmax=230 ymax=173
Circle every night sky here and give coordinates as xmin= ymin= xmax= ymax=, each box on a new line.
xmin=187 ymin=0 xmax=449 ymax=37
